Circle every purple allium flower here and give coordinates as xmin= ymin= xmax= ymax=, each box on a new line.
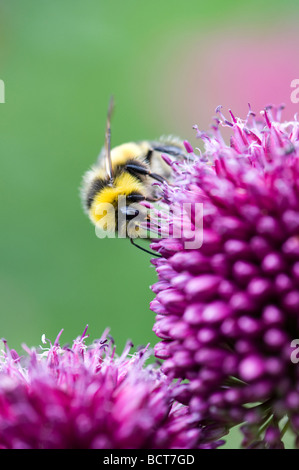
xmin=150 ymin=105 xmax=299 ymax=448
xmin=0 ymin=327 xmax=222 ymax=449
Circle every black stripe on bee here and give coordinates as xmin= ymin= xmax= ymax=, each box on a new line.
xmin=144 ymin=149 xmax=153 ymax=163
xmin=86 ymin=178 xmax=106 ymax=209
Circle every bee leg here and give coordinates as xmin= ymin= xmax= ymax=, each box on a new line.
xmin=152 ymin=144 xmax=187 ymax=159
xmin=145 ymin=196 xmax=162 ymax=202
xmin=148 ymin=172 xmax=167 ymax=184
xmin=130 ymin=238 xmax=162 ymax=257
xmin=125 ymin=163 xmax=167 ymax=184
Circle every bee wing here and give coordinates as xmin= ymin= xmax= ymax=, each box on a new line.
xmin=105 ymin=95 xmax=114 ymax=181
xmin=150 ymin=136 xmax=187 ymax=159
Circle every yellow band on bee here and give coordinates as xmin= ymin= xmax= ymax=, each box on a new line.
xmin=109 ymin=142 xmax=149 ymax=166
xmin=89 ymin=172 xmax=143 ymax=223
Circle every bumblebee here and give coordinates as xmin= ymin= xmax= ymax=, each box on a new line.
xmin=81 ymin=97 xmax=187 ymax=253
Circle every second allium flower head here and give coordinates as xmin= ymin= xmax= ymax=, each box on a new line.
xmin=0 ymin=327 xmax=223 ymax=449
xmin=150 ymin=105 xmax=299 ymax=448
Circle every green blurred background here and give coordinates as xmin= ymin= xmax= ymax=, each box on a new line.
xmin=1 ymin=0 xmax=298 ymax=449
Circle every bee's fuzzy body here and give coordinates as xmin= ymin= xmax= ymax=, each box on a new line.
xmin=81 ymin=136 xmax=187 ymax=237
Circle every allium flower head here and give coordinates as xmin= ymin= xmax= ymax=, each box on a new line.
xmin=150 ymin=105 xmax=299 ymax=448
xmin=0 ymin=327 xmax=219 ymax=449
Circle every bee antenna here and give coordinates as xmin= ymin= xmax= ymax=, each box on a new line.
xmin=130 ymin=238 xmax=162 ymax=257
xmin=105 ymin=95 xmax=114 ymax=182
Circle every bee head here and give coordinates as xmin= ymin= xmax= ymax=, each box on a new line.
xmin=89 ymin=173 xmax=148 ymax=238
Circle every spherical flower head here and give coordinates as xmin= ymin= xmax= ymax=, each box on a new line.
xmin=0 ymin=326 xmax=221 ymax=449
xmin=150 ymin=105 xmax=299 ymax=448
